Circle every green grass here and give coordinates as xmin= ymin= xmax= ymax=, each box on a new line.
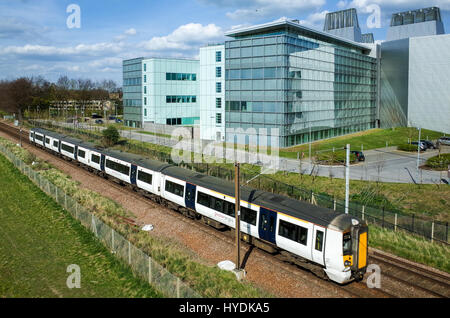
xmin=280 ymin=127 xmax=445 ymax=159
xmin=425 ymin=153 xmax=450 ymax=171
xmin=0 ymin=153 xmax=162 ymax=298
xmin=369 ymin=225 xmax=450 ymax=273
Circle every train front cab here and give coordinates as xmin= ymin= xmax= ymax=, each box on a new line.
xmin=350 ymin=221 xmax=368 ymax=282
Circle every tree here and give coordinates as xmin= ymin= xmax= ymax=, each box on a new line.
xmin=102 ymin=125 xmax=120 ymax=147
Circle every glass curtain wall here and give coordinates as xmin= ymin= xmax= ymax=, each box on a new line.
xmin=225 ymin=29 xmax=377 ymax=147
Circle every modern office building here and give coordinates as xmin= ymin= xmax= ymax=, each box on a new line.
xmin=223 ymin=18 xmax=378 ymax=148
xmin=380 ymin=7 xmax=450 ymax=133
xmin=199 ymin=44 xmax=226 ymax=141
xmin=123 ymin=57 xmax=200 ymax=128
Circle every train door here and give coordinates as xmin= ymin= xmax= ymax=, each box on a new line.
xmin=100 ymin=154 xmax=105 ymax=171
xmin=185 ymin=183 xmax=196 ymax=210
xmin=258 ymin=208 xmax=277 ymax=244
xmin=130 ymin=165 xmax=137 ymax=185
xmin=312 ymin=226 xmax=325 ymax=266
xmin=74 ymin=146 xmax=78 ymax=160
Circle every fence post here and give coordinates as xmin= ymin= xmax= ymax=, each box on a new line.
xmin=382 ymin=207 xmax=385 ymax=228
xmin=412 ymin=214 xmax=415 ymax=233
xmin=111 ymin=229 xmax=115 ymax=251
xmin=394 ymin=213 xmax=397 ymax=232
xmin=333 ymin=198 xmax=336 ymax=211
xmin=431 ymin=222 xmax=434 ymax=243
xmin=177 ymin=278 xmax=180 ymax=298
xmin=446 ymin=222 xmax=449 ymax=243
xmin=128 ymin=241 xmax=131 ymax=265
xmin=362 ymin=205 xmax=365 ymax=221
xmin=64 ymin=192 xmax=67 ymax=209
xmin=148 ymin=256 xmax=152 ymax=284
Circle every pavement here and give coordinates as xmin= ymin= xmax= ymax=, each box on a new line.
xmin=45 ymin=120 xmax=450 ymax=184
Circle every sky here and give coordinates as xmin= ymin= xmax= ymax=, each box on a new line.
xmin=1 ymin=0 xmax=450 ymax=85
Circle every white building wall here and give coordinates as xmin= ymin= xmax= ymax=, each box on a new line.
xmin=408 ymin=34 xmax=450 ymax=134
xmin=200 ymin=45 xmax=225 ymax=141
xmin=142 ymin=58 xmax=199 ymax=126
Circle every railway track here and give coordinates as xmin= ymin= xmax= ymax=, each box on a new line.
xmin=0 ymin=121 xmax=445 ymax=298
xmin=368 ymin=250 xmax=450 ymax=298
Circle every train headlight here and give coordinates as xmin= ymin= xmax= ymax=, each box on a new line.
xmin=344 ymin=260 xmax=351 ymax=267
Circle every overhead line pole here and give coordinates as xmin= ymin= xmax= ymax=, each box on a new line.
xmin=234 ymin=162 xmax=241 ymax=270
xmin=345 ymin=144 xmax=350 ymax=214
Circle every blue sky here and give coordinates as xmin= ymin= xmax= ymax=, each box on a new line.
xmin=1 ymin=0 xmax=450 ymax=84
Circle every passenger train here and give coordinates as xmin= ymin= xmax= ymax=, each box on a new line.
xmin=29 ymin=127 xmax=368 ymax=284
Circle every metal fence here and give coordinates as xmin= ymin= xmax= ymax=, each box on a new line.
xmin=0 ymin=143 xmax=200 ymax=298
xmin=30 ymin=120 xmax=449 ymax=245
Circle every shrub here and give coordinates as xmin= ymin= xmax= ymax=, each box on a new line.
xmin=102 ymin=125 xmax=120 ymax=147
xmin=315 ymin=150 xmax=357 ymax=165
xmin=397 ymin=143 xmax=419 ymax=152
xmin=425 ymin=153 xmax=450 ymax=170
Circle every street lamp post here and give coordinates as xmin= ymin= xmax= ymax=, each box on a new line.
xmin=345 ymin=144 xmax=350 ymax=214
xmin=234 ymin=163 xmax=241 ymax=270
xmin=417 ymin=127 xmax=421 ymax=180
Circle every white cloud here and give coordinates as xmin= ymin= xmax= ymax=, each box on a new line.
xmin=222 ymin=0 xmax=326 ymax=20
xmin=298 ymin=11 xmax=330 ymax=29
xmin=0 ymin=42 xmax=125 ymax=57
xmin=139 ymin=23 xmax=224 ymax=52
xmin=125 ymin=28 xmax=137 ymax=36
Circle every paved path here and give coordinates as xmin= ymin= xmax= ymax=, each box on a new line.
xmin=49 ymin=121 xmax=450 ymax=184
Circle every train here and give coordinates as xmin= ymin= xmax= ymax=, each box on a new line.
xmin=29 ymin=127 xmax=368 ymax=284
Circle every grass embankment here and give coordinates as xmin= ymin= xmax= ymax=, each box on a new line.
xmin=369 ymin=225 xmax=450 ymax=273
xmin=0 ymin=153 xmax=162 ymax=298
xmin=281 ymin=127 xmax=444 ymax=159
xmin=0 ymin=136 xmax=270 ymax=298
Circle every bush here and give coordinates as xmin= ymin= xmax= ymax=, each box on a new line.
xmin=102 ymin=125 xmax=120 ymax=147
xmin=425 ymin=153 xmax=450 ymax=170
xmin=315 ymin=151 xmax=357 ymax=165
xmin=397 ymin=143 xmax=420 ymax=152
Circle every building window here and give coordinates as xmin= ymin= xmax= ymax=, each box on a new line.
xmin=166 ymin=96 xmax=197 ymax=103
xmin=216 ymin=67 xmax=222 ymax=78
xmin=166 ymin=73 xmax=197 ymax=81
xmin=144 ymin=86 xmax=147 ymax=94
xmin=144 ymin=75 xmax=147 ymax=83
xmin=144 ymin=97 xmax=147 ymax=106
xmin=144 ymin=64 xmax=146 ymax=72
xmin=144 ymin=108 xmax=147 ymax=117
xmin=216 ymin=51 xmax=222 ymax=62
xmin=216 ymin=82 xmax=222 ymax=93
xmin=216 ymin=98 xmax=222 ymax=108
xmin=216 ymin=113 xmax=222 ymax=124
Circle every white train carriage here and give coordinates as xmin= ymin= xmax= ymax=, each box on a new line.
xmin=161 ymin=175 xmax=186 ymax=208
xmin=104 ymin=155 xmax=132 ymax=184
xmin=76 ymin=145 xmax=103 ymax=172
xmin=33 ymin=131 xmax=45 ymax=147
xmin=60 ymin=139 xmax=78 ymax=160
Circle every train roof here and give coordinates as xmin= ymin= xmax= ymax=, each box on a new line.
xmin=102 ymin=148 xmax=170 ymax=171
xmin=182 ymin=171 xmax=354 ymax=230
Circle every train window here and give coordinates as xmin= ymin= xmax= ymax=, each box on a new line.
xmin=106 ymin=159 xmax=130 ymax=176
xmin=278 ymin=220 xmax=308 ymax=246
xmin=53 ymin=141 xmax=59 ymax=148
xmin=241 ymin=207 xmax=256 ymax=226
xmin=78 ymin=149 xmax=86 ymax=159
xmin=197 ymin=191 xmax=236 ymax=216
xmin=165 ymin=180 xmax=184 ymax=197
xmin=197 ymin=192 xmax=210 ymax=207
xmin=138 ymin=170 xmax=153 ymax=185
xmin=35 ymin=135 xmax=43 ymax=142
xmin=343 ymin=233 xmax=352 ymax=255
xmin=315 ymin=230 xmax=324 ymax=252
xmin=91 ymin=154 xmax=100 ymax=164
xmin=45 ymin=138 xmax=50 ymax=144
xmin=61 ymin=143 xmax=74 ymax=154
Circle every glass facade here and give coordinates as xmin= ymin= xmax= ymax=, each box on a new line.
xmin=123 ymin=58 xmax=143 ymax=128
xmin=225 ymin=27 xmax=377 ymax=147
